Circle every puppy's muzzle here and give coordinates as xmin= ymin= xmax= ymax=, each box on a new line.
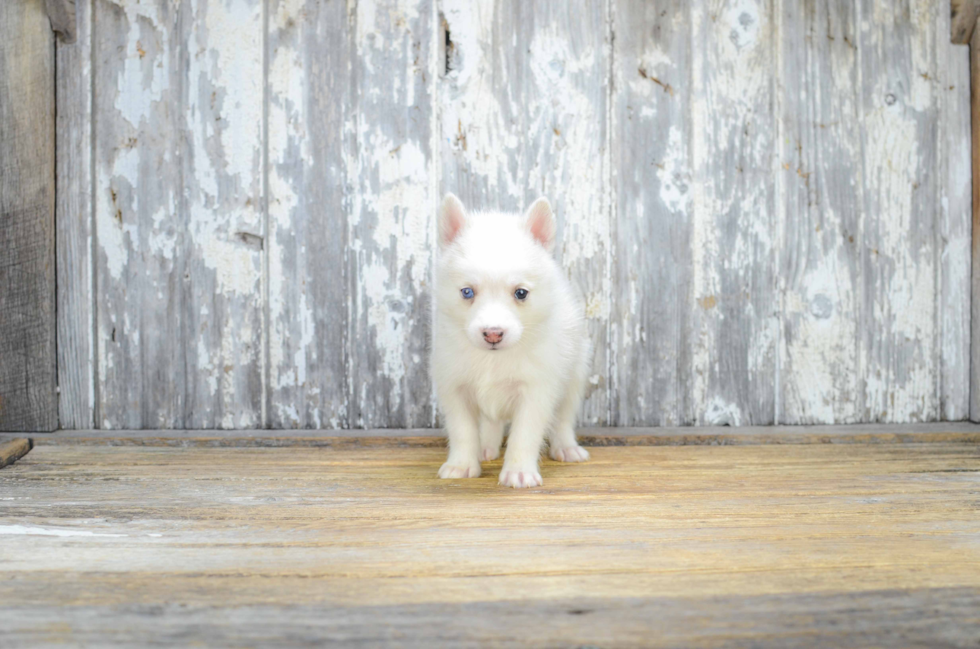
xmin=482 ymin=328 xmax=504 ymax=345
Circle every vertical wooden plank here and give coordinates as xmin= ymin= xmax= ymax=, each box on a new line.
xmin=347 ymin=0 xmax=438 ymax=428
xmin=266 ymin=0 xmax=351 ymax=428
xmin=94 ymin=0 xmax=264 ymax=428
xmin=777 ymin=1 xmax=862 ymax=424
xmin=440 ymin=0 xmax=525 ymax=212
xmin=609 ymin=0 xmax=692 ymax=426
xmin=941 ymin=36 xmax=972 ymax=420
xmin=182 ymin=0 xmax=265 ymax=428
xmin=442 ymin=0 xmax=610 ymax=425
xmin=93 ymin=0 xmax=177 ymax=429
xmin=971 ymin=22 xmax=980 ymax=421
xmin=0 ymin=0 xmax=57 ymax=432
xmin=56 ymin=0 xmax=94 ymax=429
xmin=688 ymin=0 xmax=777 ymax=425
xmin=951 ymin=0 xmax=980 ymax=44
xmin=857 ymin=0 xmax=941 ymax=422
xmin=523 ymin=0 xmax=609 ymax=425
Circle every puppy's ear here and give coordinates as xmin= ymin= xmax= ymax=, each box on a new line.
xmin=439 ymin=193 xmax=467 ymax=248
xmin=523 ymin=198 xmax=556 ymax=252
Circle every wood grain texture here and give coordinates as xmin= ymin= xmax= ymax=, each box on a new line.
xmin=610 ymin=1 xmax=697 ymax=426
xmin=777 ymin=1 xmax=862 ymax=424
xmin=1 ymin=442 xmax=979 ymax=645
xmin=691 ymin=0 xmax=778 ymax=425
xmin=266 ymin=0 xmax=351 ymax=428
xmin=0 ymin=0 xmax=57 ymax=432
xmin=526 ymin=0 xmax=610 ymax=425
xmin=3 ymin=589 xmax=979 ymax=647
xmin=951 ymin=0 xmax=980 ymax=43
xmin=56 ymin=0 xmax=94 ymax=430
xmin=0 ymin=439 xmax=32 ymax=469
xmin=347 ymin=0 xmax=438 ymax=428
xmin=609 ymin=0 xmax=692 ymax=426
xmin=439 ymin=0 xmax=524 ymax=212
xmin=93 ymin=0 xmax=264 ymax=429
xmin=971 ymin=24 xmax=980 ymax=421
xmin=942 ymin=36 xmax=972 ymax=420
xmin=858 ymin=0 xmax=943 ymax=422
xmin=92 ymin=0 xmax=176 ymax=429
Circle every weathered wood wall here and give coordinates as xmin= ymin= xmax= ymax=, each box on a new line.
xmin=1 ymin=0 xmax=58 ymax=432
xmin=54 ymin=0 xmax=972 ymax=429
xmin=965 ymin=3 xmax=980 ymax=422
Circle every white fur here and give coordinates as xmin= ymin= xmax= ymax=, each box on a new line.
xmin=431 ymin=194 xmax=590 ymax=488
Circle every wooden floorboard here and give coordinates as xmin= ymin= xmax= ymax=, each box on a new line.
xmin=1 ymin=441 xmax=979 ymax=646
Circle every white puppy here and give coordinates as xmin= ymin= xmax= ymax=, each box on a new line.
xmin=431 ymin=193 xmax=591 ymax=488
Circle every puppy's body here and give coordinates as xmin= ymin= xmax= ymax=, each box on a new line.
xmin=432 ymin=195 xmax=590 ymax=488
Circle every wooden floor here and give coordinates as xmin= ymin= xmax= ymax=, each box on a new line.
xmin=1 ymin=429 xmax=979 ymax=647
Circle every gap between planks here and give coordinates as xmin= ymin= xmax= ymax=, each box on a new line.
xmin=1 ymin=423 xmax=978 ymax=448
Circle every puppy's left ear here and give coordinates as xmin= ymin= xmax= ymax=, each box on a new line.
xmin=523 ymin=198 xmax=556 ymax=252
xmin=439 ymin=193 xmax=468 ymax=249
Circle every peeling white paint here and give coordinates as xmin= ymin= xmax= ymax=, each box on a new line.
xmin=80 ymin=0 xmax=968 ymax=431
xmin=198 ymin=233 xmax=261 ymax=296
xmin=202 ymin=0 xmax=264 ymax=185
xmin=356 ymin=0 xmax=421 ymax=72
xmin=349 ymin=0 xmax=436 ymax=426
xmin=98 ymin=144 xmax=142 ymax=280
xmin=266 ymin=170 xmax=299 ymax=396
xmin=704 ymin=396 xmax=742 ymax=426
xmin=146 ymin=206 xmax=175 ymax=261
xmin=861 ymin=72 xmax=937 ymax=422
xmin=441 ymin=0 xmax=523 ymax=203
xmin=113 ymin=1 xmax=169 ymax=129
xmin=526 ymin=25 xmax=607 ymax=273
xmin=782 ymin=247 xmax=859 ymax=424
xmin=941 ymin=39 xmax=972 ymax=420
xmin=656 ymin=126 xmax=689 ymax=215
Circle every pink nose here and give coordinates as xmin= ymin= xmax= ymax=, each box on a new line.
xmin=482 ymin=328 xmax=504 ymax=345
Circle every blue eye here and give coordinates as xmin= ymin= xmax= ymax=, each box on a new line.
xmin=514 ymin=288 xmax=529 ymax=301
xmin=461 ymin=287 xmax=474 ymax=299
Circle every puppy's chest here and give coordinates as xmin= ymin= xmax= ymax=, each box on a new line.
xmin=467 ymin=363 xmax=528 ymax=421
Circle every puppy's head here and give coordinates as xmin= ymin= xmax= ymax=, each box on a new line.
xmin=436 ymin=194 xmax=558 ymax=352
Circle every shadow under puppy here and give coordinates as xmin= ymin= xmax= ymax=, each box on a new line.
xmin=432 ymin=194 xmax=591 ymax=488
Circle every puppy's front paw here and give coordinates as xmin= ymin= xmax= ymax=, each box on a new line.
xmin=498 ymin=466 xmax=543 ymax=489
xmin=549 ymin=445 xmax=590 ymax=463
xmin=481 ymin=446 xmax=500 ymax=462
xmin=438 ymin=460 xmax=481 ymax=479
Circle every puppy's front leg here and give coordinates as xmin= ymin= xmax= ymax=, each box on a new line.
xmin=499 ymin=392 xmax=555 ymax=488
xmin=438 ymin=391 xmax=482 ymax=479
xmin=479 ymin=416 xmax=504 ymax=461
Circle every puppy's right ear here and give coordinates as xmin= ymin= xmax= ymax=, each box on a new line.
xmin=439 ymin=193 xmax=467 ymax=248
